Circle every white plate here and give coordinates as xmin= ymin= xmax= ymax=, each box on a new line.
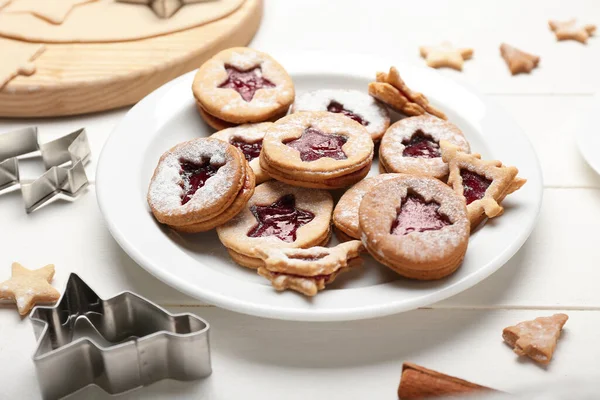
xmin=576 ymin=93 xmax=600 ymax=175
xmin=96 ymin=52 xmax=543 ymax=322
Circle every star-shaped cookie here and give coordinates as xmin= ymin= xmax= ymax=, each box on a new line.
xmin=500 ymin=43 xmax=540 ymax=75
xmin=503 ymin=314 xmax=568 ymax=365
xmin=4 ymin=0 xmax=98 ymax=24
xmin=549 ymin=19 xmax=596 ymax=44
xmin=419 ymin=42 xmax=473 ymax=71
xmin=0 ymin=263 xmax=60 ymax=315
xmin=0 ymin=40 xmax=45 ymax=90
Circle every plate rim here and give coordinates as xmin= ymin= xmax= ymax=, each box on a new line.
xmin=96 ymin=51 xmax=543 ymax=321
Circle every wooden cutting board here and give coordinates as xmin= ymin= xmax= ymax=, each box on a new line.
xmin=0 ymin=0 xmax=262 ymax=117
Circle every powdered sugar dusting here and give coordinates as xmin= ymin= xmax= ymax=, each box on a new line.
xmin=293 ymin=90 xmax=389 ymax=138
xmin=148 ymin=138 xmax=237 ymax=215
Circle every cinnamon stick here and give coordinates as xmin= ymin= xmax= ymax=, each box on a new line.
xmin=398 ymin=363 xmax=497 ymax=399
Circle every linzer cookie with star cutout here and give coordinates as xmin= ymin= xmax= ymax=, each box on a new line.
xmin=333 ymin=174 xmax=403 ymax=242
xmin=441 ymin=141 xmax=526 ymax=230
xmin=256 ymin=240 xmax=364 ymax=296
xmin=217 ymin=181 xmax=333 ymax=269
xmin=147 ymin=137 xmax=255 ymax=233
xmin=292 ymin=89 xmax=390 ymax=141
xmin=260 ymin=111 xmax=374 ymax=189
xmin=359 ymin=175 xmax=470 ymax=280
xmin=192 ymin=47 xmax=294 ymax=127
xmin=379 ymin=115 xmax=470 ymax=179
xmin=210 ymin=123 xmax=272 ymax=183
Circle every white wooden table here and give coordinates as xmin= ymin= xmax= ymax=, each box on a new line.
xmin=1 ymin=1 xmax=599 ymax=398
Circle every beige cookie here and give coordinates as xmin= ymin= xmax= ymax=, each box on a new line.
xmin=0 ymin=263 xmax=60 ymax=315
xmin=192 ymin=47 xmax=295 ymax=124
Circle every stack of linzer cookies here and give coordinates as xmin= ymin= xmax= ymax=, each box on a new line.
xmin=147 ymin=47 xmax=526 ymax=297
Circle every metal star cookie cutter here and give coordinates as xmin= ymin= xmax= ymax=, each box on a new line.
xmin=30 ymin=274 xmax=212 ymax=400
xmin=0 ymin=126 xmax=90 ymax=213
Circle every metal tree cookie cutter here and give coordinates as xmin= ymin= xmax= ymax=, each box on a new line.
xmin=0 ymin=126 xmax=90 ymax=213
xmin=30 ymin=274 xmax=212 ymax=400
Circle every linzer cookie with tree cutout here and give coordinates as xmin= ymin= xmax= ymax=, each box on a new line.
xmin=147 ymin=137 xmax=255 ymax=233
xmin=210 ymin=123 xmax=273 ymax=183
xmin=379 ymin=115 xmax=470 ymax=179
xmin=217 ymin=181 xmax=333 ymax=269
xmin=260 ymin=111 xmax=374 ymax=189
xmin=440 ymin=141 xmax=526 ymax=230
xmin=333 ymin=174 xmax=403 ymax=242
xmin=255 ymin=240 xmax=364 ymax=296
xmin=292 ymin=89 xmax=390 ymax=142
xmin=192 ymin=47 xmax=295 ymax=127
xmin=359 ymin=175 xmax=470 ymax=280
xmin=368 ymin=66 xmax=447 ymax=120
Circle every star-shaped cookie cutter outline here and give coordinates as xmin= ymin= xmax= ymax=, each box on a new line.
xmin=30 ymin=273 xmax=212 ymax=400
xmin=0 ymin=126 xmax=90 ymax=213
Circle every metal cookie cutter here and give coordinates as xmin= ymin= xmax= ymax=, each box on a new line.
xmin=0 ymin=126 xmax=90 ymax=213
xmin=30 ymin=274 xmax=212 ymax=400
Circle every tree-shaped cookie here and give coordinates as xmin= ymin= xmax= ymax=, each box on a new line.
xmin=440 ymin=141 xmax=526 ymax=230
xmin=500 ymin=43 xmax=540 ymax=75
xmin=368 ymin=66 xmax=447 ymax=120
xmin=503 ymin=314 xmax=568 ymax=365
xmin=256 ymin=241 xmax=364 ymax=296
xmin=0 ymin=40 xmax=45 ymax=90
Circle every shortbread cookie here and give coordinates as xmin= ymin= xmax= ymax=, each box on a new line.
xmin=211 ymin=123 xmax=272 ymax=183
xmin=419 ymin=42 xmax=473 ymax=71
xmin=217 ymin=181 xmax=334 ymax=269
xmin=333 ymin=174 xmax=403 ymax=240
xmin=359 ymin=175 xmax=470 ymax=280
xmin=503 ymin=314 xmax=568 ymax=365
xmin=379 ymin=115 xmax=470 ymax=179
xmin=441 ymin=141 xmax=526 ymax=230
xmin=369 ymin=67 xmax=447 ymax=120
xmin=147 ymin=137 xmax=255 ymax=232
xmin=549 ymin=19 xmax=596 ymax=44
xmin=0 ymin=263 xmax=60 ymax=315
xmin=260 ymin=111 xmax=374 ymax=189
xmin=500 ymin=43 xmax=540 ymax=75
xmin=192 ymin=47 xmax=295 ymax=124
xmin=292 ymin=89 xmax=390 ymax=141
xmin=256 ymin=240 xmax=364 ymax=296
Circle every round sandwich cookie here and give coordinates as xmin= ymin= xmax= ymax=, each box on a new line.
xmin=333 ymin=173 xmax=403 ymax=241
xmin=216 ymin=181 xmax=333 ymax=269
xmin=292 ymin=89 xmax=390 ymax=141
xmin=147 ymin=137 xmax=255 ymax=233
xmin=379 ymin=115 xmax=470 ymax=179
xmin=359 ymin=175 xmax=470 ymax=280
xmin=260 ymin=111 xmax=374 ymax=189
xmin=192 ymin=47 xmax=295 ymax=125
xmin=210 ymin=123 xmax=273 ymax=184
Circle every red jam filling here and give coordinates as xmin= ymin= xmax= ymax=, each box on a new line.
xmin=460 ymin=169 xmax=492 ymax=205
xmin=247 ymin=194 xmax=315 ymax=242
xmin=285 ymin=127 xmax=348 ymax=162
xmin=179 ymin=160 xmax=221 ymax=205
xmin=402 ymin=130 xmax=441 ymax=159
xmin=287 ymin=253 xmax=328 ymax=261
xmin=218 ymin=65 xmax=275 ymax=102
xmin=271 ymin=271 xmax=332 ymax=281
xmin=390 ymin=193 xmax=451 ymax=236
xmin=230 ymin=138 xmax=263 ymax=162
xmin=327 ymin=100 xmax=369 ymax=126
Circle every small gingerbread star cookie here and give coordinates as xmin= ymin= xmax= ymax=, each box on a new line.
xmin=440 ymin=141 xmax=526 ymax=230
xmin=549 ymin=19 xmax=596 ymax=44
xmin=503 ymin=314 xmax=568 ymax=365
xmin=419 ymin=42 xmax=473 ymax=71
xmin=500 ymin=44 xmax=540 ymax=75
xmin=0 ymin=263 xmax=60 ymax=315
